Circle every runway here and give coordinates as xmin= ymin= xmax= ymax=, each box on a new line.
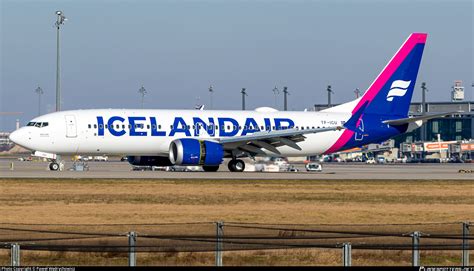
xmin=1 ymin=157 xmax=472 ymax=180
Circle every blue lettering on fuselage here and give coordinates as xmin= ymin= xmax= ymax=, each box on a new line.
xmin=97 ymin=116 xmax=105 ymax=136
xmin=95 ymin=116 xmax=296 ymax=137
xmin=129 ymin=117 xmax=147 ymax=136
xmin=218 ymin=118 xmax=239 ymax=137
xmin=241 ymin=118 xmax=260 ymax=136
xmin=150 ymin=117 xmax=166 ymax=136
xmin=192 ymin=117 xmax=215 ymax=136
xmin=107 ymin=116 xmax=126 ymax=136
xmin=274 ymin=118 xmax=295 ymax=130
xmin=169 ymin=117 xmax=191 ymax=137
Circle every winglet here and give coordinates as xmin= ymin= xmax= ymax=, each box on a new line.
xmin=344 ymin=101 xmax=368 ymax=132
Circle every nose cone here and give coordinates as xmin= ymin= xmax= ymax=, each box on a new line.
xmin=9 ymin=130 xmax=20 ymax=144
xmin=9 ymin=129 xmax=28 ymax=149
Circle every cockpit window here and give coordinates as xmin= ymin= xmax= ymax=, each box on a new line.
xmin=27 ymin=122 xmax=49 ymax=128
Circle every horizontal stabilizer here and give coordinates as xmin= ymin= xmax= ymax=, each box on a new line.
xmin=382 ymin=112 xmax=457 ymax=125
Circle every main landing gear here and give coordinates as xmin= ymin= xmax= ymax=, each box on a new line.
xmin=228 ymin=159 xmax=245 ymax=172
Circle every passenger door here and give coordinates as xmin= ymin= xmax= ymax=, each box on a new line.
xmin=65 ymin=115 xmax=77 ymax=138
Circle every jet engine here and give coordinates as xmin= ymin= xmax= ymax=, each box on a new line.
xmin=169 ymin=139 xmax=224 ymax=166
xmin=127 ymin=156 xmax=173 ymax=167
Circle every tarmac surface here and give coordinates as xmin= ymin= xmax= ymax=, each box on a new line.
xmin=1 ymin=156 xmax=473 ymax=180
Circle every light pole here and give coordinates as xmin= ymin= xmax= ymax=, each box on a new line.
xmin=208 ymin=85 xmax=214 ymax=109
xmin=327 ymin=85 xmax=334 ymax=107
xmin=354 ymin=88 xmax=361 ymax=98
xmin=241 ymin=88 xmax=247 ymax=110
xmin=282 ymin=86 xmax=289 ymax=111
xmin=55 ymin=10 xmax=66 ymax=112
xmin=138 ymin=85 xmax=147 ymax=109
xmin=272 ymin=86 xmax=279 ymax=108
xmin=35 ymin=86 xmax=43 ymax=116
xmin=421 ymin=82 xmax=428 ymax=141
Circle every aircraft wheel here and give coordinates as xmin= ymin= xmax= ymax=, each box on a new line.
xmin=228 ymin=159 xmax=245 ymax=172
xmin=49 ymin=162 xmax=60 ymax=171
xmin=203 ymin=165 xmax=219 ymax=172
xmin=228 ymin=160 xmax=235 ymax=171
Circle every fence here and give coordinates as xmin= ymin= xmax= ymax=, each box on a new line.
xmin=0 ymin=221 xmax=470 ymax=266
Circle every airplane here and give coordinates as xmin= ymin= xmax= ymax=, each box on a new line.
xmin=9 ymin=33 xmax=450 ymax=172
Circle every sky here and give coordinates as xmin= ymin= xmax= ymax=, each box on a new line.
xmin=1 ymin=0 xmax=473 ymax=131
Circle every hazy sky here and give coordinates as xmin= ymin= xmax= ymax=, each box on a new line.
xmin=1 ymin=0 xmax=473 ymax=131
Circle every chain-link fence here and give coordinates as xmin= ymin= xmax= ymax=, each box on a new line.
xmin=0 ymin=221 xmax=470 ymax=266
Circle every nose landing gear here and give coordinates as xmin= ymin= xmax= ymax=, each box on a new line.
xmin=228 ymin=159 xmax=245 ymax=172
xmin=49 ymin=161 xmax=60 ymax=171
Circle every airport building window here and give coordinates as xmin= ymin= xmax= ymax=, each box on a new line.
xmin=432 ymin=121 xmax=439 ymax=133
xmin=456 ymin=121 xmax=462 ymax=132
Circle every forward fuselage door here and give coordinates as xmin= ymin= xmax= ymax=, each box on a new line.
xmin=65 ymin=115 xmax=77 ymax=138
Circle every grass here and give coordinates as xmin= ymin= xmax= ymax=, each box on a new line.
xmin=0 ymin=178 xmax=472 ymax=265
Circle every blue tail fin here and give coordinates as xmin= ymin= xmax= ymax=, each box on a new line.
xmin=353 ymin=33 xmax=427 ymax=118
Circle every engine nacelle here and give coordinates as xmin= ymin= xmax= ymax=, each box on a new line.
xmin=127 ymin=156 xmax=173 ymax=167
xmin=169 ymin=139 xmax=224 ymax=166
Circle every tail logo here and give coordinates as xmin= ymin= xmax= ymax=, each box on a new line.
xmin=386 ymin=80 xmax=411 ymax=101
xmin=354 ymin=119 xmax=365 ymax=141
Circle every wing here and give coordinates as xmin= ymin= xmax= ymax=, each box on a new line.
xmin=212 ymin=103 xmax=366 ymax=157
xmin=215 ymin=126 xmax=344 ymax=156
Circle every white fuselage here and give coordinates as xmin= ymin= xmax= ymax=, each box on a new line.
xmin=11 ymin=108 xmax=350 ymax=157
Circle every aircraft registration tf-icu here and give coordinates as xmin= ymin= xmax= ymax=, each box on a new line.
xmin=9 ymin=33 xmax=451 ymax=172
